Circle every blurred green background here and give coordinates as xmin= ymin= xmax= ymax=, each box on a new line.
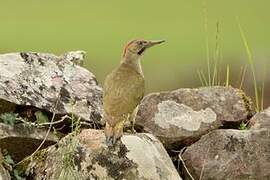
xmin=0 ymin=0 xmax=269 ymax=107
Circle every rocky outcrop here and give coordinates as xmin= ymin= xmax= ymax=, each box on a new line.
xmin=0 ymin=123 xmax=57 ymax=163
xmin=182 ymin=107 xmax=270 ymax=180
xmin=0 ymin=52 xmax=103 ymax=126
xmin=135 ymin=86 xmax=254 ymax=149
xmin=23 ymin=129 xmax=181 ymax=180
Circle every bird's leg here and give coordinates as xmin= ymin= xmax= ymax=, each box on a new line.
xmin=129 ymin=106 xmax=138 ymax=133
xmin=112 ymin=120 xmax=125 ymax=145
xmin=105 ymin=122 xmax=114 ymax=146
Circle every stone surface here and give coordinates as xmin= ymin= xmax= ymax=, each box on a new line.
xmin=182 ymin=129 xmax=270 ymax=180
xmin=0 ymin=52 xmax=103 ymax=125
xmin=0 ymin=150 xmax=11 ymax=180
xmin=249 ymin=106 xmax=270 ymax=130
xmin=24 ymin=129 xmax=181 ymax=180
xmin=135 ymin=86 xmax=254 ymax=148
xmin=0 ymin=123 xmax=57 ymax=163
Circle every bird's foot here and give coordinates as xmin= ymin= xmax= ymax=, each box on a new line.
xmin=106 ymin=136 xmax=114 ymax=147
xmin=131 ymin=126 xmax=136 ymax=134
xmin=112 ymin=136 xmax=121 ymax=145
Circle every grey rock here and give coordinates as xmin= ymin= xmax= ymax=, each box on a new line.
xmin=0 ymin=52 xmax=103 ymax=125
xmin=182 ymin=129 xmax=270 ymax=180
xmin=136 ymin=86 xmax=254 ymax=149
xmin=249 ymin=106 xmax=270 ymax=130
xmin=0 ymin=150 xmax=11 ymax=180
xmin=24 ymin=129 xmax=182 ymax=180
xmin=0 ymin=123 xmax=57 ymax=163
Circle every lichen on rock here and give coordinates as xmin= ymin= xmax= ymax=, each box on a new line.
xmin=21 ymin=129 xmax=181 ymax=180
xmin=0 ymin=51 xmax=103 ymax=126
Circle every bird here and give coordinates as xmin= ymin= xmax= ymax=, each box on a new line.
xmin=103 ymin=39 xmax=165 ymax=145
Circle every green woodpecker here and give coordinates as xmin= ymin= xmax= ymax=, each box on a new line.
xmin=103 ymin=39 xmax=165 ymax=145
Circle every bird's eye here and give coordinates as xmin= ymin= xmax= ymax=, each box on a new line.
xmin=138 ymin=41 xmax=144 ymax=46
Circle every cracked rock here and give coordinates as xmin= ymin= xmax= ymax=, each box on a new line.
xmin=135 ymin=86 xmax=254 ymax=149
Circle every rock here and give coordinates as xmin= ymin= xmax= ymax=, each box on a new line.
xmin=0 ymin=52 xmax=103 ymax=126
xmin=0 ymin=150 xmax=11 ymax=180
xmin=135 ymin=86 xmax=254 ymax=149
xmin=23 ymin=129 xmax=182 ymax=180
xmin=60 ymin=50 xmax=86 ymax=66
xmin=0 ymin=123 xmax=57 ymax=163
xmin=0 ymin=99 xmax=16 ymax=114
xmin=249 ymin=106 xmax=270 ymax=130
xmin=182 ymin=129 xmax=270 ymax=180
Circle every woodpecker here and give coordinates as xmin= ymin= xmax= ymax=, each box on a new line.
xmin=103 ymin=39 xmax=165 ymax=145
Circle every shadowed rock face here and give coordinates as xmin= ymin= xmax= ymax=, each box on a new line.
xmin=24 ymin=129 xmax=181 ymax=180
xmin=182 ymin=107 xmax=270 ymax=180
xmin=135 ymin=86 xmax=254 ymax=149
xmin=0 ymin=52 xmax=103 ymax=125
xmin=0 ymin=123 xmax=57 ymax=163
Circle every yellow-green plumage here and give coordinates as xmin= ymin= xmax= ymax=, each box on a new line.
xmin=103 ymin=39 xmax=164 ymax=145
xmin=103 ymin=63 xmax=145 ymax=122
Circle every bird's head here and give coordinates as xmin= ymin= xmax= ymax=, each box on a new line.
xmin=122 ymin=39 xmax=165 ymax=59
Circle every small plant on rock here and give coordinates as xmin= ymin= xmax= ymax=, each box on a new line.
xmin=0 ymin=112 xmax=18 ymax=126
xmin=239 ymin=121 xmax=248 ymax=130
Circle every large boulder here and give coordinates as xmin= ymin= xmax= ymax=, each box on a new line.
xmin=0 ymin=123 xmax=57 ymax=163
xmin=182 ymin=128 xmax=270 ymax=179
xmin=23 ymin=129 xmax=182 ymax=180
xmin=135 ymin=86 xmax=254 ymax=149
xmin=0 ymin=52 xmax=103 ymax=125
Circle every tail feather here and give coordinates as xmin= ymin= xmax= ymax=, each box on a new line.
xmin=105 ymin=122 xmax=114 ymax=145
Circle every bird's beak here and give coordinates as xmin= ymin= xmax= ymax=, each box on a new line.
xmin=145 ymin=40 xmax=165 ymax=48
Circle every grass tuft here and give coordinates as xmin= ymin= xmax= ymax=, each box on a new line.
xmin=237 ymin=17 xmax=261 ymax=111
xmin=198 ymin=18 xmax=227 ymax=87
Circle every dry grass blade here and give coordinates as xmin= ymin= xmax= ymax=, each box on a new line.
xmin=202 ymin=0 xmax=211 ymax=86
xmin=239 ymin=65 xmax=247 ymax=90
xmin=197 ymin=70 xmax=208 ymax=86
xmin=261 ymin=66 xmax=267 ymax=110
xmin=212 ymin=21 xmax=221 ymax=86
xmin=225 ymin=64 xmax=230 ymax=87
xmin=237 ymin=17 xmax=259 ymax=111
xmin=178 ymin=148 xmax=195 ymax=180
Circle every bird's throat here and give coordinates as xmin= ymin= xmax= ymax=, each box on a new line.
xmin=121 ymin=56 xmax=144 ymax=76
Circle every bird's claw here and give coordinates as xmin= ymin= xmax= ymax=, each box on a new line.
xmin=106 ymin=136 xmax=113 ymax=147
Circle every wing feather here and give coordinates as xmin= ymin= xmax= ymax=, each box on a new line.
xmin=103 ymin=65 xmax=145 ymax=118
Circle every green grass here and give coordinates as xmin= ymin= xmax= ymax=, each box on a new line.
xmin=239 ymin=121 xmax=248 ymax=130
xmin=237 ymin=18 xmax=265 ymax=112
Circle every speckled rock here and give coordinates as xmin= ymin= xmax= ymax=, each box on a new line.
xmin=0 ymin=123 xmax=57 ymax=163
xmin=0 ymin=52 xmax=103 ymax=126
xmin=0 ymin=150 xmax=11 ymax=180
xmin=135 ymin=86 xmax=254 ymax=149
xmin=249 ymin=106 xmax=270 ymax=130
xmin=24 ymin=129 xmax=181 ymax=180
xmin=182 ymin=129 xmax=270 ymax=180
